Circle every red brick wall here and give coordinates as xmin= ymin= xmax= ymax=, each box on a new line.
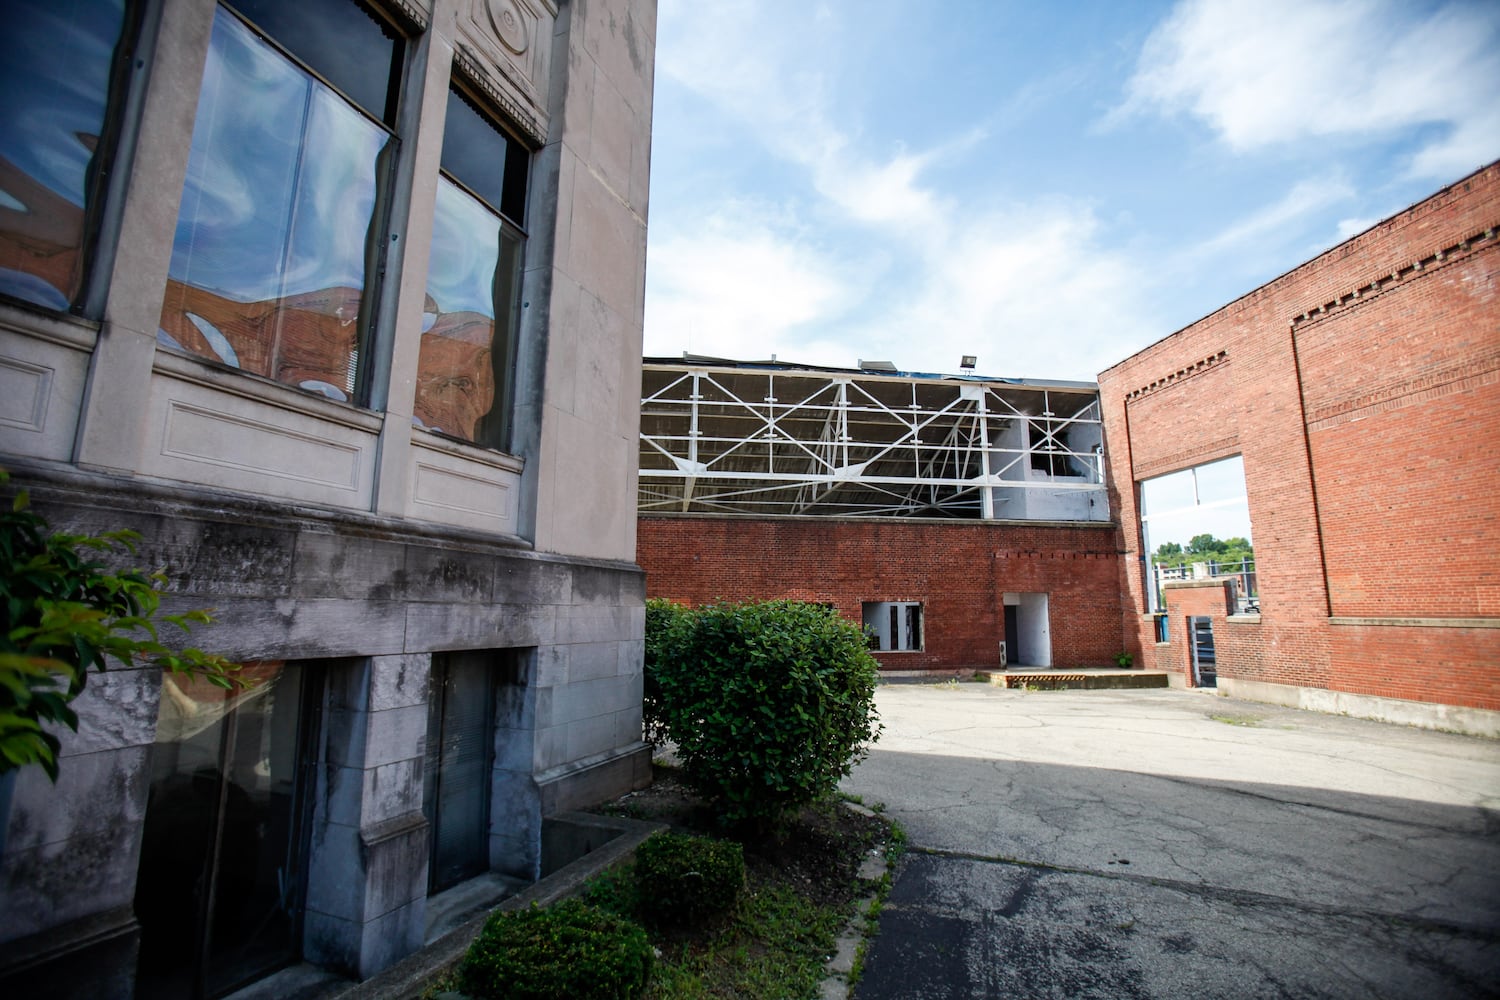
xmin=1099 ymin=162 xmax=1500 ymax=712
xmin=636 ymin=515 xmax=1124 ymax=672
xmin=1162 ymin=581 xmax=1232 ymax=686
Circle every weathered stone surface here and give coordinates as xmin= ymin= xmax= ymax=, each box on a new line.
xmin=0 ymin=820 xmax=142 ymax=941
xmin=174 ymin=596 xmax=408 ymax=660
xmin=554 ymin=603 xmax=635 ymax=644
xmin=293 ymin=531 xmax=408 ymax=601
xmin=404 ymin=546 xmax=495 ymax=604
xmin=403 ymin=602 xmax=554 ymax=650
xmin=570 ymin=562 xmax=643 ymax=606
xmin=493 ymin=557 xmax=570 ymax=606
xmin=493 ymin=726 xmax=536 ymax=773
xmin=369 ymin=654 xmax=431 ymax=712
xmin=304 ymin=820 xmax=365 ymax=922
xmin=302 ymin=908 xmax=362 ymax=979
xmin=54 ymin=667 xmax=161 ymax=756
xmin=0 ymin=906 xmax=138 ymax=1000
xmin=360 ymin=813 xmax=428 ymax=919
xmin=4 ymin=746 xmax=149 ymax=855
xmin=356 ymin=898 xmax=425 ymax=978
xmin=324 ymin=707 xmax=370 ymax=770
xmin=363 ymin=758 xmax=425 ymax=826
xmin=363 ymin=705 xmax=428 ymax=770
xmin=566 ymin=641 xmax=620 ymax=682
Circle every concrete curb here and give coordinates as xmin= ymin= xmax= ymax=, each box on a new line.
xmin=819 ymin=802 xmax=899 ymax=1000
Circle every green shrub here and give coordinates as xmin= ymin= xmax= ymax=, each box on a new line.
xmin=649 ymin=599 xmax=882 ymax=829
xmin=459 ymin=899 xmax=652 ymax=1000
xmin=1 ymin=471 xmax=237 ymax=779
xmin=643 ymin=597 xmax=692 ymax=747
xmin=634 ymin=831 xmax=745 ymax=929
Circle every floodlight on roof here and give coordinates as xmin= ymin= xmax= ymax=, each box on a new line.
xmin=858 ymin=359 xmax=898 ymax=372
xmin=960 ymin=355 xmax=977 ymax=369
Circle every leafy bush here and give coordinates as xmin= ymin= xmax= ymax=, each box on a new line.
xmin=459 ymin=899 xmax=652 ymax=1000
xmin=1 ymin=472 xmax=237 ymax=779
xmin=648 ymin=599 xmax=881 ymax=829
xmin=633 ymin=831 xmax=745 ymax=929
xmin=643 ymin=597 xmax=693 ymax=746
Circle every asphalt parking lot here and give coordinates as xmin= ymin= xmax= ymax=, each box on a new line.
xmin=840 ymin=684 xmax=1500 ymax=999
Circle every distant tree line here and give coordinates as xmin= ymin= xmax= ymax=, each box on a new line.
xmin=1152 ymin=533 xmax=1253 ymax=569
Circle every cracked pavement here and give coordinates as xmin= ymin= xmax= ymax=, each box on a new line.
xmin=842 ymin=685 xmax=1500 ymax=999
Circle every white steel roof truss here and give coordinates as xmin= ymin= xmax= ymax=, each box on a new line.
xmin=639 ymin=364 xmax=1106 ymax=517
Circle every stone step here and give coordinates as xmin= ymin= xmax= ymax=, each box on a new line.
xmin=975 ymin=669 xmax=1171 ymax=691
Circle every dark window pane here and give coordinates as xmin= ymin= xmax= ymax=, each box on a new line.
xmin=501 ymin=127 xmax=530 ymax=223
xmin=159 ymin=7 xmax=393 ymax=400
xmin=229 ymin=0 xmax=404 ymax=124
xmin=0 ymin=0 xmax=129 ymax=311
xmin=415 ymin=177 xmax=523 ymax=446
xmin=137 ymin=662 xmax=310 ymax=999
xmin=440 ymin=87 xmax=528 ymax=226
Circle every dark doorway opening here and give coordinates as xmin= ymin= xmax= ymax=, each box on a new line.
xmin=423 ymin=651 xmax=498 ymax=893
xmin=1189 ymin=616 xmax=1217 ymax=688
xmin=1004 ymin=605 xmax=1019 ymax=665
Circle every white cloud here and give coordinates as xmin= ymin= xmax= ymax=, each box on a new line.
xmin=1121 ymin=0 xmax=1500 ymax=179
xmin=1335 ymin=215 xmax=1378 ymax=240
xmin=863 ymin=203 xmax=1164 ymax=381
xmin=642 ymin=206 xmax=861 ymax=364
xmin=1197 ymin=174 xmax=1354 ymax=255
xmin=648 ymin=2 xmax=1170 ymax=379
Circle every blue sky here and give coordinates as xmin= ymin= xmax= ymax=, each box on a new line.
xmin=641 ymin=0 xmax=1500 ymax=382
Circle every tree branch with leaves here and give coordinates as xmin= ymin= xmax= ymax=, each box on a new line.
xmin=1 ymin=471 xmax=239 ymax=780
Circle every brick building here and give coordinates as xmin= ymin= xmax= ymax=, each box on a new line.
xmin=1098 ymin=161 xmax=1499 ymax=735
xmin=637 ymin=359 xmax=1126 ymax=673
xmin=638 ymin=164 xmax=1498 ymax=733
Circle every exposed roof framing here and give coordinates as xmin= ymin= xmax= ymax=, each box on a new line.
xmin=640 ymin=358 xmax=1109 ymax=520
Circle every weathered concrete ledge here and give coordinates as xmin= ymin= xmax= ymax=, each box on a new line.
xmin=226 ymin=812 xmax=666 ymax=1000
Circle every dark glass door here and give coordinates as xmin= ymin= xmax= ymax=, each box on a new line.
xmin=136 ymin=662 xmax=317 ymax=998
xmin=423 ymin=651 xmax=495 ymax=893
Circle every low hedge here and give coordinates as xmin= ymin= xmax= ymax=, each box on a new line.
xmin=459 ymin=899 xmax=652 ymax=1000
xmin=633 ymin=831 xmax=745 ymax=928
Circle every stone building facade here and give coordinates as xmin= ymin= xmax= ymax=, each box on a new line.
xmin=0 ymin=0 xmax=656 ymax=995
xmin=1098 ymin=162 xmax=1499 ymax=735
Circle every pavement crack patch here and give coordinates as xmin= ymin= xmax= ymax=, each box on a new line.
xmin=1154 ymin=773 xmax=1482 ymax=835
xmin=908 ymin=845 xmax=1500 ymax=942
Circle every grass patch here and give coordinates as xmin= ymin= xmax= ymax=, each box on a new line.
xmin=576 ymin=771 xmax=897 ymax=1000
xmin=429 ymin=771 xmax=899 ymax=1000
xmin=582 ymin=838 xmax=872 ymax=998
xmin=1210 ymin=713 xmax=1262 ymax=727
xmin=640 ymin=882 xmax=847 ymax=999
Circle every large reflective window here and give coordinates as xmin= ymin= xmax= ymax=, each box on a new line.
xmin=415 ymin=86 xmax=529 ymax=449
xmin=0 ymin=0 xmax=131 ymax=312
xmin=158 ymin=3 xmax=401 ymax=403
